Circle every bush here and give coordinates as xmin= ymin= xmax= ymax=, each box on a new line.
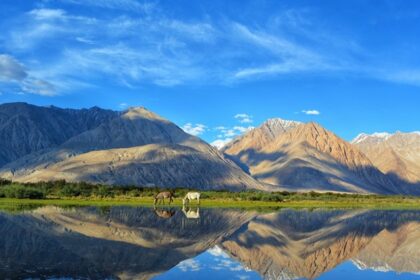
xmin=0 ymin=185 xmax=45 ymax=199
xmin=59 ymin=185 xmax=82 ymax=197
xmin=0 ymin=178 xmax=12 ymax=186
xmin=93 ymin=186 xmax=114 ymax=198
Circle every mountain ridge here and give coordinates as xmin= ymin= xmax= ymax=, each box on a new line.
xmin=223 ymin=120 xmax=408 ymax=194
xmin=0 ymin=103 xmax=268 ymax=191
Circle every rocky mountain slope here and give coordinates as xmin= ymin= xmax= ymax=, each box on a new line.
xmin=222 ymin=118 xmax=301 ymax=159
xmin=0 ymin=206 xmax=254 ymax=279
xmin=0 ymin=102 xmax=118 ymax=166
xmin=0 ymin=104 xmax=267 ymax=191
xmin=224 ymin=120 xmax=401 ymax=194
xmin=221 ymin=209 xmax=420 ymax=279
xmin=353 ymin=221 xmax=420 ymax=275
xmin=353 ymin=132 xmax=420 ymax=185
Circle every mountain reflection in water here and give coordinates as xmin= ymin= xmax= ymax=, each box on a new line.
xmin=0 ymin=206 xmax=419 ymax=280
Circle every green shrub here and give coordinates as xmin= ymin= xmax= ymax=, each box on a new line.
xmin=59 ymin=185 xmax=82 ymax=197
xmin=93 ymin=186 xmax=114 ymax=198
xmin=0 ymin=185 xmax=45 ymax=199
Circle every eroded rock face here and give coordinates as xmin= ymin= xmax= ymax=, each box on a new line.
xmin=0 ymin=207 xmax=419 ymax=279
xmin=353 ymin=132 xmax=420 ymax=194
xmin=353 ymin=222 xmax=420 ymax=274
xmin=0 ymin=104 xmax=267 ymax=191
xmin=224 ymin=120 xmax=401 ymax=194
xmin=0 ymin=206 xmax=256 ymax=279
xmin=220 ymin=209 xmax=420 ymax=279
xmin=0 ymin=102 xmax=118 ymax=167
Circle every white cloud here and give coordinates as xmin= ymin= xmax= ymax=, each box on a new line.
xmin=0 ymin=54 xmax=27 ymax=81
xmin=22 ymin=78 xmax=56 ymax=96
xmin=210 ymin=125 xmax=253 ymax=149
xmin=211 ymin=138 xmax=233 ymax=149
xmin=177 ymin=259 xmax=201 ymax=272
xmin=182 ymin=123 xmax=207 ymax=136
xmin=207 ymin=246 xmax=229 ymax=258
xmin=214 ymin=124 xmax=253 ymax=138
xmin=231 ymin=23 xmax=330 ymax=79
xmin=383 ymin=69 xmax=420 ymax=86
xmin=119 ymin=103 xmax=129 ymax=109
xmin=28 ymin=9 xmax=67 ymax=20
xmin=0 ymin=54 xmax=57 ymax=96
xmin=59 ymin=0 xmax=155 ymax=12
xmin=4 ymin=2 xmax=415 ymax=93
xmin=234 ymin=113 xmax=253 ymax=123
xmin=76 ymin=37 xmax=95 ymax=44
xmin=233 ymin=126 xmax=254 ymax=133
xmin=302 ymin=110 xmax=320 ymax=115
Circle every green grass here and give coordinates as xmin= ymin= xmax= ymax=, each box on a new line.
xmin=0 ymin=179 xmax=419 ymax=211
xmin=0 ymin=195 xmax=419 ymax=211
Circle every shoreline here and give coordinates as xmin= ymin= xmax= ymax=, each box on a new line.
xmin=1 ymin=197 xmax=419 ymax=210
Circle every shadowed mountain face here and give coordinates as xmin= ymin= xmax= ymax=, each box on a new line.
xmin=0 ymin=103 xmax=267 ymax=191
xmin=0 ymin=207 xmax=418 ymax=280
xmin=224 ymin=120 xmax=403 ymax=194
xmin=0 ymin=206 xmax=255 ymax=279
xmin=0 ymin=102 xmax=118 ymax=167
xmin=353 ymin=132 xmax=420 ymax=194
xmin=220 ymin=209 xmax=420 ymax=279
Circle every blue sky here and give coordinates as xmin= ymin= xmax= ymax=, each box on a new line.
xmin=0 ymin=0 xmax=419 ymax=146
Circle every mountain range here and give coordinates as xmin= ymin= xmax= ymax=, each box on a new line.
xmin=0 ymin=103 xmax=266 ymax=191
xmin=223 ymin=118 xmax=419 ymax=194
xmin=0 ymin=102 xmax=419 ymax=195
xmin=353 ymin=132 xmax=420 ymax=186
xmin=1 ymin=207 xmax=418 ymax=279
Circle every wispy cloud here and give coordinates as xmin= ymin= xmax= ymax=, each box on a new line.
xmin=182 ymin=123 xmax=207 ymax=136
xmin=232 ymin=22 xmax=332 ymax=79
xmin=211 ymin=138 xmax=233 ymax=149
xmin=383 ymin=69 xmax=420 ymax=86
xmin=0 ymin=54 xmax=57 ymax=96
xmin=28 ymin=8 xmax=67 ymax=20
xmin=211 ymin=115 xmax=254 ymax=149
xmin=177 ymin=259 xmax=201 ymax=272
xmin=1 ymin=1 xmax=419 ymax=96
xmin=207 ymin=246 xmax=229 ymax=258
xmin=302 ymin=109 xmax=320 ymax=115
xmin=0 ymin=54 xmax=27 ymax=81
xmin=119 ymin=102 xmax=129 ymax=109
xmin=234 ymin=113 xmax=253 ymax=123
xmin=59 ymin=0 xmax=155 ymax=12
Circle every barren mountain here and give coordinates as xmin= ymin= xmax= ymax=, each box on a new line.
xmin=0 ymin=106 xmax=267 ymax=191
xmin=0 ymin=206 xmax=255 ymax=279
xmin=353 ymin=132 xmax=420 ymax=185
xmin=0 ymin=102 xmax=118 ymax=167
xmin=224 ymin=121 xmax=401 ymax=194
xmin=221 ymin=209 xmax=420 ymax=279
xmin=222 ymin=118 xmax=301 ymax=157
xmin=353 ymin=222 xmax=420 ymax=274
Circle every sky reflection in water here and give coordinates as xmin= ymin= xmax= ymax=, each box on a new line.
xmin=0 ymin=206 xmax=419 ymax=279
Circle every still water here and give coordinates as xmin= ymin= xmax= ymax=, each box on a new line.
xmin=0 ymin=206 xmax=419 ymax=279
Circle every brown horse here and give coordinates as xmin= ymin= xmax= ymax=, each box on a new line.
xmin=154 ymin=191 xmax=174 ymax=205
xmin=153 ymin=207 xmax=176 ymax=219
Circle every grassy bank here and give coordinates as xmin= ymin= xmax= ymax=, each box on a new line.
xmin=0 ymin=196 xmax=419 ymax=210
xmin=0 ymin=179 xmax=419 ymax=210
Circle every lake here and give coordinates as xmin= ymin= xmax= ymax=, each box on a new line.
xmin=0 ymin=206 xmax=419 ymax=279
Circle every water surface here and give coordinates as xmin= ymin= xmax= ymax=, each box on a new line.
xmin=0 ymin=206 xmax=419 ymax=279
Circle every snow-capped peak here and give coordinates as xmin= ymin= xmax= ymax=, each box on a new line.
xmin=262 ymin=118 xmax=301 ymax=132
xmin=351 ymin=132 xmax=391 ymax=144
xmin=352 ymin=131 xmax=420 ymax=144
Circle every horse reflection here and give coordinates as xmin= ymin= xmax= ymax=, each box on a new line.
xmin=153 ymin=207 xmax=176 ymax=219
xmin=182 ymin=205 xmax=200 ymax=219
